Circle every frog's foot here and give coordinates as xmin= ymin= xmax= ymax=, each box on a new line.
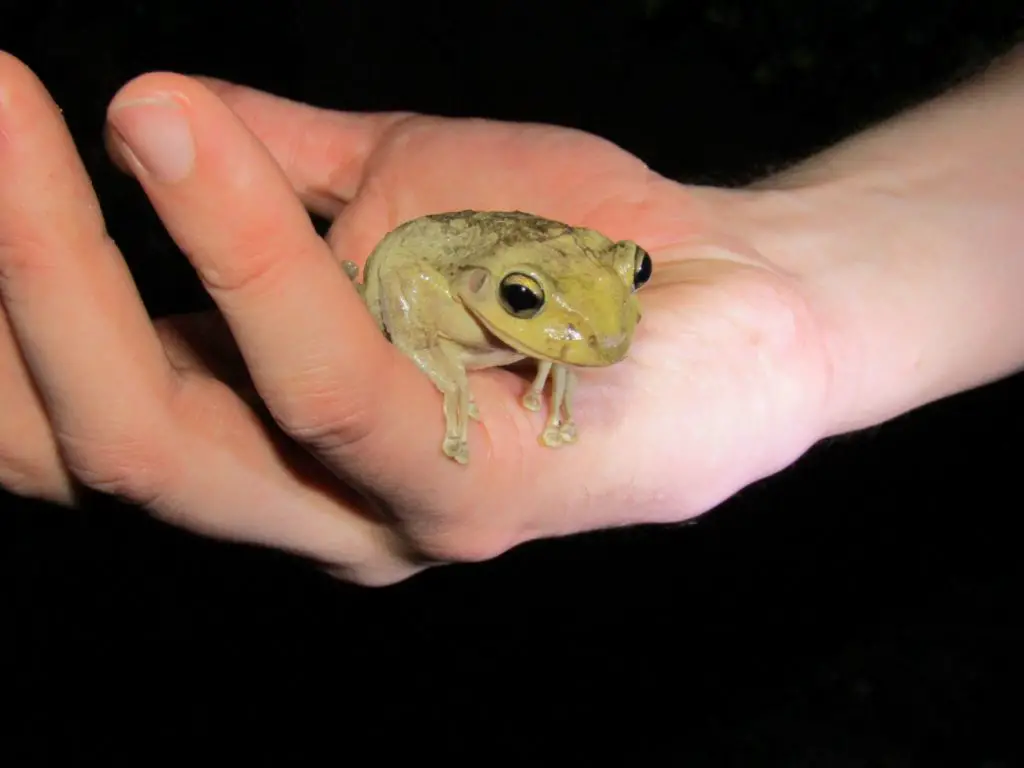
xmin=522 ymin=390 xmax=543 ymax=412
xmin=536 ymin=362 xmax=577 ymax=449
xmin=539 ymin=425 xmax=562 ymax=448
xmin=442 ymin=434 xmax=470 ymax=464
xmin=440 ymin=390 xmax=472 ymax=464
xmin=539 ymin=418 xmax=569 ymax=448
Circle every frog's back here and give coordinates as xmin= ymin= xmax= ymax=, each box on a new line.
xmin=360 ymin=210 xmax=577 ymax=318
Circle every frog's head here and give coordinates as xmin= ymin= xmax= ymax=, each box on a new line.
xmin=453 ymin=234 xmax=653 ymax=367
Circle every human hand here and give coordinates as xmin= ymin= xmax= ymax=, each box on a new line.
xmin=0 ymin=52 xmax=834 ymax=584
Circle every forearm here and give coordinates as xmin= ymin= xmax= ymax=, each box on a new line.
xmin=743 ymin=44 xmax=1024 ymax=435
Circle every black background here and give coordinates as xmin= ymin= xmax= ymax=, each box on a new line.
xmin=4 ymin=1 xmax=1023 ymax=763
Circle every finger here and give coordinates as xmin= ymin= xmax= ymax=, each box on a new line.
xmin=191 ymin=76 xmax=413 ymax=218
xmin=146 ymin=314 xmax=430 ymax=585
xmin=104 ymin=72 xmax=416 ymax=462
xmin=142 ymin=401 xmax=427 ymax=587
xmin=0 ymin=302 xmax=74 ymax=503
xmin=0 ymin=53 xmax=176 ymax=454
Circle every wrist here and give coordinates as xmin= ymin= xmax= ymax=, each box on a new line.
xmin=736 ymin=171 xmax=1024 ymax=438
xmin=733 ymin=182 xmax=918 ymax=437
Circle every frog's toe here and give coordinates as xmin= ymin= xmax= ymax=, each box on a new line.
xmin=522 ymin=391 xmax=543 ymax=412
xmin=468 ymin=401 xmax=481 ymax=421
xmin=539 ymin=424 xmax=564 ymax=448
xmin=341 ymin=260 xmax=360 ymax=281
xmin=443 ymin=435 xmax=470 ymax=464
xmin=558 ymin=421 xmax=578 ymax=444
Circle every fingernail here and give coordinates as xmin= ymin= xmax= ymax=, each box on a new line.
xmin=108 ymin=95 xmax=194 ymax=183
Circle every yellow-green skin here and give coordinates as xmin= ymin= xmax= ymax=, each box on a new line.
xmin=343 ymin=210 xmax=651 ymax=464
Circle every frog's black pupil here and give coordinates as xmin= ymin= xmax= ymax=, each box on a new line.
xmin=501 ymin=282 xmax=542 ymax=315
xmin=634 ymin=251 xmax=653 ymax=289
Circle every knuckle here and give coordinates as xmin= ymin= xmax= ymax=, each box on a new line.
xmin=0 ymin=239 xmax=61 ymax=288
xmin=196 ymin=228 xmax=326 ymax=302
xmin=267 ymin=377 xmax=379 ymax=454
xmin=57 ymin=428 xmax=170 ymax=506
xmin=195 ymin=238 xmax=293 ymax=297
xmin=0 ymin=230 xmax=117 ymax=296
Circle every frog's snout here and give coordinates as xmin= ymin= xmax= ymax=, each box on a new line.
xmin=588 ymin=331 xmax=630 ymax=362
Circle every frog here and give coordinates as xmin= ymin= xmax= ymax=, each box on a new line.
xmin=341 ymin=210 xmax=653 ymax=465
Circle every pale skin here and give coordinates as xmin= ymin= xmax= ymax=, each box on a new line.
xmin=1 ymin=45 xmax=1022 ymax=585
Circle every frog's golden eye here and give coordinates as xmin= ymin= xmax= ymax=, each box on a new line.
xmin=633 ymin=248 xmax=653 ymax=291
xmin=499 ymin=273 xmax=545 ymax=318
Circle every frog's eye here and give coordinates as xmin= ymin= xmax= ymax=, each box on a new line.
xmin=633 ymin=248 xmax=653 ymax=291
xmin=499 ymin=273 xmax=545 ymax=318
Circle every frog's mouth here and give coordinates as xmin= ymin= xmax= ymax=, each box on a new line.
xmin=463 ymin=307 xmax=551 ymax=360
xmin=464 ymin=305 xmax=619 ymax=368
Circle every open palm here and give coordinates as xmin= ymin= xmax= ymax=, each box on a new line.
xmin=0 ymin=54 xmax=833 ymax=585
xmin=196 ymin=82 xmax=834 ymax=565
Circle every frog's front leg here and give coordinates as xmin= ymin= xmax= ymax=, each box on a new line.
xmin=526 ymin=361 xmax=578 ymax=448
xmin=556 ymin=365 xmax=578 ymax=444
xmin=540 ymin=364 xmax=579 ymax=447
xmin=522 ymin=360 xmax=552 ymax=413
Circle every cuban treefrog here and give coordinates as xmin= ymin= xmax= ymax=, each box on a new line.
xmin=342 ymin=210 xmax=652 ymax=465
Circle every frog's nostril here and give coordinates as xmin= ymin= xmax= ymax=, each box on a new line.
xmin=602 ymin=334 xmax=625 ymax=350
